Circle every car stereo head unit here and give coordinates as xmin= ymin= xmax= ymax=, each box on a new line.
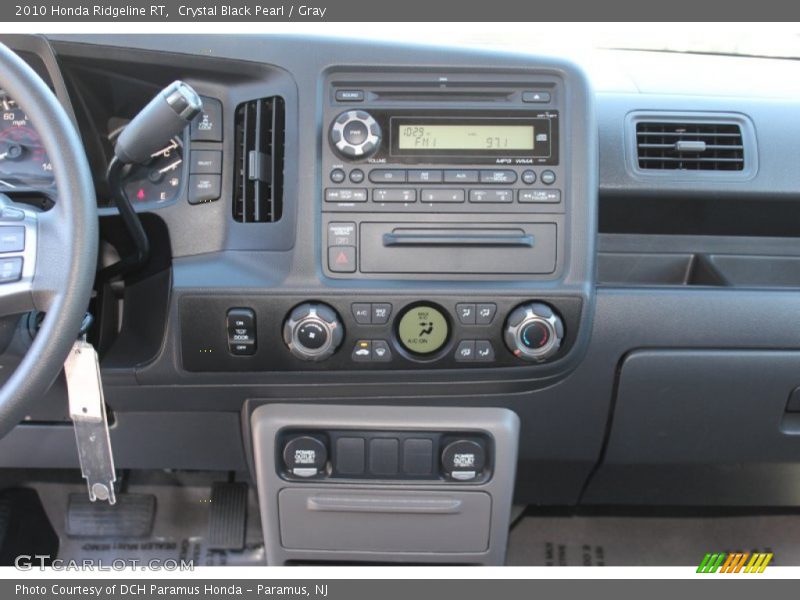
xmin=330 ymin=109 xmax=559 ymax=166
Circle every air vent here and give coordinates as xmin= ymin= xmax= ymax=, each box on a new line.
xmin=233 ymin=97 xmax=285 ymax=222
xmin=636 ymin=121 xmax=745 ymax=171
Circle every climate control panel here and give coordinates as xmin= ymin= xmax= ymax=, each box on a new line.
xmin=180 ymin=294 xmax=581 ymax=372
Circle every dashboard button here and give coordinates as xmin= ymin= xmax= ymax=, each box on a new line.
xmin=190 ymin=150 xmax=222 ymax=174
xmin=479 ymin=170 xmax=517 ymax=184
xmin=0 ymin=257 xmax=22 ymax=283
xmin=372 ymin=340 xmax=392 ymax=362
xmin=325 ymin=188 xmax=367 ymax=202
xmin=540 ymin=170 xmax=557 ymax=185
xmin=349 ymin=168 xmax=365 ymax=183
xmin=328 ymin=246 xmax=356 ymax=273
xmin=408 ymin=169 xmax=443 ymax=183
xmin=456 ymin=303 xmax=476 ymax=325
xmin=329 ymin=168 xmax=346 ymax=183
xmin=421 ymin=189 xmax=465 ymax=203
xmin=373 ymin=189 xmax=416 ymax=203
xmin=444 ymin=169 xmax=479 ymax=183
xmin=343 ymin=120 xmax=369 ymax=145
xmin=352 ymin=303 xmax=371 ymax=324
xmin=455 ymin=340 xmax=475 ymax=362
xmin=188 ymin=174 xmax=221 ymax=204
xmin=522 ymin=91 xmax=551 ymax=103
xmin=519 ymin=189 xmax=561 ymax=203
xmin=476 ymin=303 xmax=497 ymax=325
xmin=369 ymin=438 xmax=399 ymax=475
xmin=190 ymin=96 xmax=223 ymax=142
xmin=469 ymin=189 xmax=513 ymax=203
xmin=227 ymin=307 xmax=256 ymax=356
xmin=403 ymin=438 xmax=433 ymax=476
xmin=335 ymin=89 xmax=364 ymax=102
xmin=371 ymin=303 xmax=392 ymax=325
xmin=352 ymin=340 xmax=372 ymax=361
xmin=336 ymin=437 xmax=366 ymax=475
xmin=521 ymin=170 xmax=537 ymax=185
xmin=475 ymin=340 xmax=495 ymax=362
xmin=0 ymin=227 xmax=24 ymax=253
xmin=369 ymin=169 xmax=407 ymax=183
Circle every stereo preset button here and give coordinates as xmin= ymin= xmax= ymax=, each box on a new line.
xmin=479 ymin=170 xmax=518 ymax=184
xmin=373 ymin=188 xmax=417 ymax=203
xmin=421 ymin=189 xmax=465 ymax=203
xmin=456 ymin=303 xmax=476 ymax=325
xmin=369 ymin=169 xmax=407 ymax=183
xmin=519 ymin=189 xmax=561 ymax=203
xmin=541 ymin=170 xmax=557 ymax=185
xmin=371 ymin=303 xmax=392 ymax=325
xmin=328 ymin=222 xmax=356 ymax=246
xmin=455 ymin=340 xmax=476 ymax=362
xmin=444 ymin=170 xmax=479 ymax=183
xmin=469 ymin=189 xmax=513 ymax=203
xmin=476 ymin=303 xmax=497 ymax=325
xmin=408 ymin=169 xmax=443 ymax=183
xmin=328 ymin=246 xmax=356 ymax=273
xmin=325 ymin=188 xmax=367 ymax=202
xmin=352 ymin=304 xmax=372 ymax=324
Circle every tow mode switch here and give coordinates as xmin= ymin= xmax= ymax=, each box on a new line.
xmin=441 ymin=439 xmax=486 ymax=481
xmin=283 ymin=435 xmax=328 ymax=478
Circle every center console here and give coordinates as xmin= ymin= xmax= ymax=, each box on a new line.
xmin=179 ymin=68 xmax=595 ymax=377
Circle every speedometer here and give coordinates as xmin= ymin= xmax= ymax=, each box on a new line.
xmin=0 ymin=91 xmax=54 ymax=191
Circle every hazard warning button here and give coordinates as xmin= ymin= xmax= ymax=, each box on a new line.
xmin=328 ymin=246 xmax=356 ymax=273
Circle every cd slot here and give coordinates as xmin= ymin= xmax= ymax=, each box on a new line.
xmin=361 ymin=222 xmax=556 ymax=275
xmin=372 ymin=90 xmax=515 ymax=103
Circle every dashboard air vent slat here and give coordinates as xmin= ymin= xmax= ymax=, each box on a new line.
xmin=636 ymin=121 xmax=745 ymax=172
xmin=233 ymin=97 xmax=285 ymax=222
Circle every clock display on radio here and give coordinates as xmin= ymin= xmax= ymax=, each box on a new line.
xmin=398 ymin=124 xmax=535 ymax=151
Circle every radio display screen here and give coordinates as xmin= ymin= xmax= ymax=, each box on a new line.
xmin=397 ymin=124 xmax=535 ymax=151
xmin=390 ymin=113 xmax=557 ymax=162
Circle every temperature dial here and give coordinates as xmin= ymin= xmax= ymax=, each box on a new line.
xmin=504 ymin=302 xmax=564 ymax=363
xmin=330 ymin=110 xmax=381 ymax=159
xmin=283 ymin=303 xmax=344 ymax=362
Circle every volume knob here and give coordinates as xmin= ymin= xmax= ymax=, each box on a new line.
xmin=330 ymin=110 xmax=381 ymax=160
xmin=504 ymin=302 xmax=564 ymax=362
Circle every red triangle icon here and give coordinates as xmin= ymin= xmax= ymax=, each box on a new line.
xmin=335 ymin=251 xmax=350 ymax=265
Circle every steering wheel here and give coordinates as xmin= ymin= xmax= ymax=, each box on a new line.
xmin=0 ymin=43 xmax=98 ymax=439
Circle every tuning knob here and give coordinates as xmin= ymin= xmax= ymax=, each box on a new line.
xmin=283 ymin=303 xmax=344 ymax=361
xmin=330 ymin=110 xmax=381 ymax=159
xmin=504 ymin=302 xmax=564 ymax=362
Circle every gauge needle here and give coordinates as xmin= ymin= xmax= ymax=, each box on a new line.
xmin=0 ymin=152 xmax=6 ymax=160
xmin=158 ymin=159 xmax=182 ymax=174
xmin=0 ymin=178 xmax=16 ymax=188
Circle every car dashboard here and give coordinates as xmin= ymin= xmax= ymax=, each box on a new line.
xmin=0 ymin=33 xmax=799 ymax=565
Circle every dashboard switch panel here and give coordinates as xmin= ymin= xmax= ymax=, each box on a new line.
xmin=226 ymin=308 xmax=256 ymax=355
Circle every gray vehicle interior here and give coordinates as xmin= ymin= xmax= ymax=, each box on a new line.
xmin=0 ymin=33 xmax=799 ymax=566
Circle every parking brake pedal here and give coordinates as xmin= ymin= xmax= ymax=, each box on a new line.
xmin=66 ymin=493 xmax=155 ymax=538
xmin=207 ymin=482 xmax=248 ymax=550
